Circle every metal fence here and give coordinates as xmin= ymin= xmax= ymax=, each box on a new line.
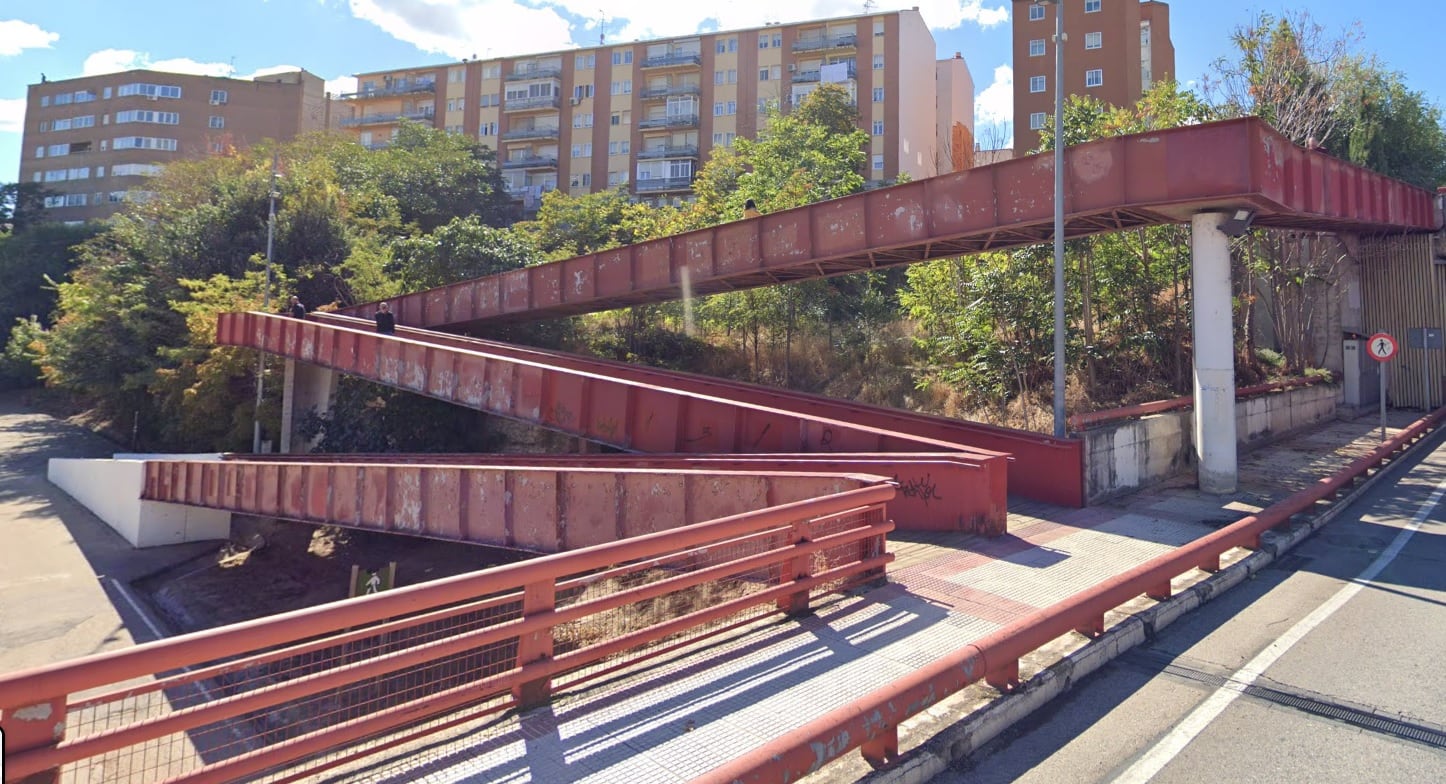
xmin=0 ymin=485 xmax=894 ymax=783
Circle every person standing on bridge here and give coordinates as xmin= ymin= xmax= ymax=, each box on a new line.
xmin=743 ymin=198 xmax=762 ymax=219
xmin=374 ymin=301 xmax=396 ymax=335
xmin=287 ymin=295 xmax=307 ymax=319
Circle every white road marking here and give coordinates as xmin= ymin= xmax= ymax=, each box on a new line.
xmin=1113 ymin=474 xmax=1446 ymax=784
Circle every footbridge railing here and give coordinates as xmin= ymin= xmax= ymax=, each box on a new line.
xmin=0 ymin=485 xmax=895 ymax=784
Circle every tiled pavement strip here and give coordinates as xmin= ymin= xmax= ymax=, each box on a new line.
xmin=298 ymin=411 xmax=1432 ymax=784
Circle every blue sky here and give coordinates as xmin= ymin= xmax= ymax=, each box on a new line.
xmin=3 ymin=1 xmax=1444 ymax=184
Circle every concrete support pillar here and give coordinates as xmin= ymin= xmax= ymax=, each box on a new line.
xmin=1191 ymin=212 xmax=1238 ymax=494
xmin=280 ymin=359 xmax=338 ymax=454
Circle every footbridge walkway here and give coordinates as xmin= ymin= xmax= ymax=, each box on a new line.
xmin=2 ymin=118 xmax=1441 ymax=783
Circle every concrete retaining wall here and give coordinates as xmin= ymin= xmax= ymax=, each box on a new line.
xmin=1085 ymin=384 xmax=1338 ymax=502
xmin=48 ymin=457 xmax=231 ymax=548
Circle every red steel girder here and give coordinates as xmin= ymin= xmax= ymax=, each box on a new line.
xmin=143 ymin=457 xmax=887 ymax=551
xmin=310 ymin=311 xmax=1076 ymax=509
xmin=338 ymin=117 xmax=1437 ymax=332
xmin=223 ymin=451 xmax=1009 ymax=535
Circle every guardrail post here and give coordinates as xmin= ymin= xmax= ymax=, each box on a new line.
xmin=986 ymin=660 xmax=1019 ymax=692
xmin=776 ymin=518 xmax=814 ymax=616
xmin=860 ymin=725 xmax=898 ymax=770
xmin=1146 ymin=580 xmax=1172 ymax=601
xmin=512 ymin=579 xmax=555 ymax=710
xmin=1075 ymin=614 xmax=1104 ymax=637
xmin=3 ymin=696 xmax=66 ymax=783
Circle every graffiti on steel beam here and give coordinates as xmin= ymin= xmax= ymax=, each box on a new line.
xmin=550 ymin=401 xmax=575 ymax=427
xmin=751 ymin=422 xmax=772 ymax=448
xmin=683 ymin=425 xmax=714 ymax=444
xmin=893 ymin=472 xmax=943 ymax=506
xmin=594 ymin=416 xmax=620 ymax=439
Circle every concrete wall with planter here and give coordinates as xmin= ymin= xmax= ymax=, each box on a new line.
xmin=48 ymin=456 xmax=231 ymax=548
xmin=1084 ymin=384 xmax=1338 ymax=502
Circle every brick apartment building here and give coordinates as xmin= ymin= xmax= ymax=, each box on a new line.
xmin=18 ymin=69 xmax=330 ymax=222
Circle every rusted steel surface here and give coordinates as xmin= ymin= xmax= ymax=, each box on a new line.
xmin=0 ymin=486 xmax=895 ymax=784
xmin=143 ymin=457 xmax=886 ymax=551
xmin=220 ymin=311 xmax=1078 ymax=508
xmin=1068 ymin=375 xmax=1326 ymax=431
xmin=337 ymin=118 xmax=1437 ymax=333
xmin=222 ymin=451 xmax=1008 ymax=535
xmin=698 ymin=406 xmax=1446 ymax=784
xmin=311 ymin=311 xmax=1077 ymax=509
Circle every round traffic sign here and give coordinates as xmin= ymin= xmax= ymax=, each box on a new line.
xmin=1366 ymin=332 xmax=1397 ymax=362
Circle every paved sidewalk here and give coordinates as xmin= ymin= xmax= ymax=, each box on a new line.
xmin=296 ymin=411 xmax=1432 ymax=784
xmin=0 ymin=394 xmax=215 ymax=675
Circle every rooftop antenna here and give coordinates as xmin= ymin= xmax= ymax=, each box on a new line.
xmin=599 ymin=10 xmax=607 ymax=45
xmin=863 ymin=0 xmax=876 ymax=12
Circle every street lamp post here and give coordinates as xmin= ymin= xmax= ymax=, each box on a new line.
xmin=251 ymin=148 xmax=280 ymax=453
xmin=1035 ymin=0 xmax=1068 ymax=438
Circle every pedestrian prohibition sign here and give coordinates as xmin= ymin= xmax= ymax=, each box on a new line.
xmin=1366 ymin=332 xmax=1397 ymax=362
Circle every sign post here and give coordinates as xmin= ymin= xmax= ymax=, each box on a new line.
xmin=1366 ymin=332 xmax=1398 ymax=441
xmin=349 ymin=562 xmax=397 ymax=598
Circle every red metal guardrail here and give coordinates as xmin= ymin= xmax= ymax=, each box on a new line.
xmin=0 ymin=485 xmax=894 ymax=784
xmin=698 ymin=406 xmax=1444 ymax=783
xmin=1067 ymin=376 xmax=1326 ymax=431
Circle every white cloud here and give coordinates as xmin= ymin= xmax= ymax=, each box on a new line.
xmin=0 ymin=20 xmax=59 ymax=56
xmin=342 ymin=0 xmax=1008 ymax=60
xmin=974 ymin=63 xmax=1013 ymax=146
xmin=82 ymin=49 xmax=234 ymax=78
xmin=326 ymin=74 xmax=359 ymax=96
xmin=0 ymin=97 xmax=26 ymax=134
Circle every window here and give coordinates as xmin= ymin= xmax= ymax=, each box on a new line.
xmin=872 ymin=120 xmax=884 ymax=135
xmin=115 ymin=109 xmax=179 ymax=125
xmin=571 ymin=143 xmax=592 ymax=157
xmin=96 ymin=166 xmax=104 ymax=177
xmin=111 ymin=163 xmax=163 ymax=177
xmin=1029 ymin=112 xmax=1047 ymax=130
xmin=608 ymin=170 xmax=625 ymax=186
xmin=873 ymin=54 xmax=885 ymax=69
xmin=479 ymin=93 xmax=499 ymax=107
xmin=726 ymin=100 xmax=736 ymax=114
xmin=117 ymin=83 xmax=181 ymax=99
xmin=760 ymin=68 xmax=770 ymax=81
xmin=872 ymin=154 xmax=884 ymax=171
xmin=574 ymin=84 xmax=594 ymax=101
xmin=1085 ymin=69 xmax=1103 ymax=87
xmin=479 ymin=121 xmax=497 ymax=135
xmin=47 ymin=144 xmax=68 ymax=156
xmin=102 ymin=87 xmax=112 ymax=99
xmin=1085 ymin=0 xmax=1101 ymax=12
xmin=575 ymin=54 xmax=595 ymax=69
xmin=759 ymin=37 xmax=769 ymax=49
xmin=448 ymin=67 xmax=464 ymax=83
xmin=611 ymin=50 xmax=633 ymax=66
xmin=210 ymin=89 xmax=228 ymax=104
xmin=873 ymin=21 xmax=884 ymax=36
xmin=112 ymin=136 xmax=178 ymax=151
xmin=40 ymin=95 xmax=50 ymax=107
xmin=573 ymin=113 xmax=594 ymax=128
xmin=714 ymin=102 xmax=725 ymax=116
xmin=872 ymin=87 xmax=884 ymax=102
xmin=772 ymin=33 xmax=782 ymax=47
xmin=1030 ymin=76 xmax=1046 ymax=93
xmin=715 ymin=38 xmax=736 ymax=54
xmin=1085 ymin=32 xmax=1102 ymax=49
xmin=1029 ymin=4 xmax=1046 ymax=21
xmin=571 ymin=172 xmax=592 ymax=188
xmin=608 ymin=140 xmax=631 ymax=155
xmin=35 ymin=146 xmax=43 ymax=158
xmin=483 ymin=64 xmax=501 ymax=79
xmin=610 ymin=110 xmax=631 ymax=125
xmin=715 ymin=70 xmax=724 ymax=85
xmin=609 ymin=80 xmax=632 ymax=95
xmin=209 ymin=116 xmax=224 ymax=129
xmin=727 ymin=69 xmax=737 ymax=84
xmin=1030 ymin=39 xmax=1046 ymax=57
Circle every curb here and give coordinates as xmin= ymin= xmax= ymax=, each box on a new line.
xmin=861 ymin=422 xmax=1446 ymax=784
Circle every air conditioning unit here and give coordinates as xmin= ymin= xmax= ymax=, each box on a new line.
xmin=210 ymin=99 xmax=225 ymax=106
xmin=147 ymin=94 xmax=159 ymax=101
xmin=787 ymin=64 xmax=797 ymax=72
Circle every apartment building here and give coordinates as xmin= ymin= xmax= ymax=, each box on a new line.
xmin=18 ymin=69 xmax=330 ymax=222
xmin=1012 ymin=0 xmax=1174 ymax=152
xmin=334 ymin=9 xmax=973 ymax=209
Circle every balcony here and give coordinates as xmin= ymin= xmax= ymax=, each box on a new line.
xmin=503 ymin=95 xmax=561 ymax=113
xmin=641 ymin=52 xmax=702 ymax=69
xmin=791 ymin=33 xmax=858 ymax=53
xmin=636 ymin=144 xmax=699 ymax=160
xmin=638 ymin=114 xmax=699 ymax=130
xmin=339 ymin=80 xmax=436 ymax=100
xmin=340 ymin=109 xmax=435 ymax=127
xmin=501 ymin=155 xmax=558 ymax=171
xmin=501 ymin=126 xmax=560 ymax=141
xmin=792 ymin=63 xmax=856 ymax=83
xmin=506 ymin=66 xmax=563 ymax=82
xmin=634 ymin=176 xmax=694 ymax=193
xmin=639 ymin=84 xmax=702 ymax=100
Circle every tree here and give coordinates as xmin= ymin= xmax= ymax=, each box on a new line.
xmin=0 ymin=182 xmax=56 ymax=234
xmin=1333 ymin=65 xmax=1446 ymax=189
xmin=388 ymin=216 xmax=539 ymax=290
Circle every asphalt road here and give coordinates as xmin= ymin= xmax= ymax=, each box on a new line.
xmin=933 ymin=430 xmax=1446 ymax=784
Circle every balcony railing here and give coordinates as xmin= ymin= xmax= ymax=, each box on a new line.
xmin=639 ymin=84 xmax=702 ymax=100
xmin=634 ymin=176 xmax=695 ymax=193
xmin=503 ymin=95 xmax=561 ymax=112
xmin=340 ymin=109 xmax=435 ymax=127
xmin=501 ymin=155 xmax=559 ymax=170
xmin=506 ymin=66 xmax=563 ymax=82
xmin=338 ymin=80 xmax=437 ymax=100
xmin=638 ymin=114 xmax=699 ymax=130
xmin=636 ymin=144 xmax=700 ymax=160
xmin=500 ymin=126 xmax=560 ymax=141
xmin=791 ymin=33 xmax=858 ymax=52
xmin=792 ymin=63 xmax=857 ymax=83
xmin=641 ymin=52 xmax=702 ymax=69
